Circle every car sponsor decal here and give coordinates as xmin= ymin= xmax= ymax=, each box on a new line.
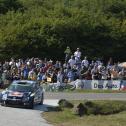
xmin=8 ymin=92 xmax=23 ymax=97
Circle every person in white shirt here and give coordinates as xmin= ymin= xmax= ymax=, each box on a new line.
xmin=81 ymin=56 xmax=89 ymax=68
xmin=57 ymin=71 xmax=63 ymax=84
xmin=74 ymin=48 xmax=81 ymax=62
xmin=68 ymin=55 xmax=76 ymax=68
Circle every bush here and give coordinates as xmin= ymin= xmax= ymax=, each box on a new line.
xmin=84 ymin=101 xmax=96 ymax=108
xmin=84 ymin=101 xmax=101 ymax=115
xmin=0 ymin=0 xmax=24 ymax=14
xmin=76 ymin=103 xmax=87 ymax=116
xmin=84 ymin=101 xmax=126 ymax=115
xmin=98 ymin=102 xmax=126 ymax=115
xmin=58 ymin=99 xmax=74 ymax=108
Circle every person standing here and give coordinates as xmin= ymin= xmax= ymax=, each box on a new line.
xmin=74 ymin=48 xmax=81 ymax=63
xmin=64 ymin=46 xmax=72 ymax=62
xmin=68 ymin=55 xmax=76 ymax=68
xmin=57 ymin=70 xmax=63 ymax=84
xmin=81 ymin=56 xmax=89 ymax=68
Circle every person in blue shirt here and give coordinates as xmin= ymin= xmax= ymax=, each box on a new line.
xmin=23 ymin=65 xmax=29 ymax=79
xmin=67 ymin=69 xmax=75 ymax=82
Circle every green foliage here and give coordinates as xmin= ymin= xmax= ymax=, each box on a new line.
xmin=0 ymin=0 xmax=126 ymax=60
xmin=84 ymin=101 xmax=126 ymax=115
xmin=58 ymin=99 xmax=74 ymax=108
xmin=0 ymin=0 xmax=24 ymax=14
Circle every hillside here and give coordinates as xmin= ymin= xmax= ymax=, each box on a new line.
xmin=0 ymin=0 xmax=126 ymax=61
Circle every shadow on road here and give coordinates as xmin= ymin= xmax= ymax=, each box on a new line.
xmin=0 ymin=104 xmax=58 ymax=112
xmin=34 ymin=99 xmax=59 ymax=111
xmin=0 ymin=99 xmax=59 ymax=112
xmin=34 ymin=104 xmax=57 ymax=111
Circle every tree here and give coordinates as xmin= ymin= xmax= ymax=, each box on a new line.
xmin=0 ymin=0 xmax=23 ymax=14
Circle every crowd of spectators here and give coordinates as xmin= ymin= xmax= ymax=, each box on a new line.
xmin=0 ymin=47 xmax=126 ymax=86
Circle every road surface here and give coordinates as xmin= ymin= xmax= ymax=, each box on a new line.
xmin=0 ymin=99 xmax=58 ymax=126
xmin=45 ymin=92 xmax=126 ymax=100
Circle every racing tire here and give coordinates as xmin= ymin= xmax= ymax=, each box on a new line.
xmin=28 ymin=98 xmax=34 ymax=109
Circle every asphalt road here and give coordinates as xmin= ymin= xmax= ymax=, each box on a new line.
xmin=0 ymin=99 xmax=58 ymax=126
xmin=45 ymin=92 xmax=126 ymax=100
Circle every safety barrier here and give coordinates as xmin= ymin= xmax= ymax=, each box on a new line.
xmin=42 ymin=80 xmax=126 ymax=91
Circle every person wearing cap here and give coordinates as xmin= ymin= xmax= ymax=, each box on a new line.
xmin=64 ymin=46 xmax=72 ymax=62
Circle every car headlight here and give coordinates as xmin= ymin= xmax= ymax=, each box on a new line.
xmin=1 ymin=91 xmax=6 ymax=95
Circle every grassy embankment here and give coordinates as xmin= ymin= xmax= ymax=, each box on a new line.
xmin=43 ymin=100 xmax=126 ymax=126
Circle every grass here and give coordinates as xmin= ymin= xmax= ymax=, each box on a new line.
xmin=43 ymin=100 xmax=126 ymax=126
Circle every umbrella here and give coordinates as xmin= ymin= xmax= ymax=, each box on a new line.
xmin=118 ymin=62 xmax=126 ymax=68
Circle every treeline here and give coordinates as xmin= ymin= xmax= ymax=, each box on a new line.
xmin=0 ymin=0 xmax=126 ymax=61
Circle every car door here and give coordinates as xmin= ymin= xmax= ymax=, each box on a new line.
xmin=34 ymin=83 xmax=42 ymax=103
xmin=33 ymin=84 xmax=39 ymax=103
xmin=37 ymin=85 xmax=43 ymax=103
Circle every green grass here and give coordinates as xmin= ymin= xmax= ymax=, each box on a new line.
xmin=43 ymin=100 xmax=126 ymax=126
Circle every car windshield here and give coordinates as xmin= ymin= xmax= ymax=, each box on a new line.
xmin=8 ymin=83 xmax=33 ymax=92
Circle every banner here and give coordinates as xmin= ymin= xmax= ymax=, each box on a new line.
xmin=81 ymin=80 xmax=121 ymax=90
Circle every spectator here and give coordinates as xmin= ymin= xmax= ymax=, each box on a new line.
xmin=23 ymin=65 xmax=29 ymax=79
xmin=64 ymin=46 xmax=72 ymax=62
xmin=67 ymin=69 xmax=75 ymax=82
xmin=110 ymin=68 xmax=119 ymax=80
xmin=57 ymin=71 xmax=63 ymax=84
xmin=37 ymin=71 xmax=43 ymax=82
xmin=28 ymin=69 xmax=37 ymax=80
xmin=81 ymin=56 xmax=89 ymax=68
xmin=74 ymin=48 xmax=81 ymax=62
xmin=68 ymin=55 xmax=76 ymax=68
xmin=91 ymin=66 xmax=99 ymax=80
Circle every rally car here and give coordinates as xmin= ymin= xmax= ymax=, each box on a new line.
xmin=0 ymin=80 xmax=44 ymax=109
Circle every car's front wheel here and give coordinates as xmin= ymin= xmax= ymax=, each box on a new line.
xmin=39 ymin=94 xmax=43 ymax=105
xmin=28 ymin=98 xmax=34 ymax=109
xmin=1 ymin=100 xmax=7 ymax=107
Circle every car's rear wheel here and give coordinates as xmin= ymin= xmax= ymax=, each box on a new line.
xmin=39 ymin=94 xmax=43 ymax=105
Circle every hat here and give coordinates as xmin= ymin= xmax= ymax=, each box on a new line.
xmin=49 ymin=59 xmax=53 ymax=63
xmin=4 ymin=70 xmax=7 ymax=73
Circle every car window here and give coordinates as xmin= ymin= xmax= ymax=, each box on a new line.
xmin=8 ymin=83 xmax=33 ymax=92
